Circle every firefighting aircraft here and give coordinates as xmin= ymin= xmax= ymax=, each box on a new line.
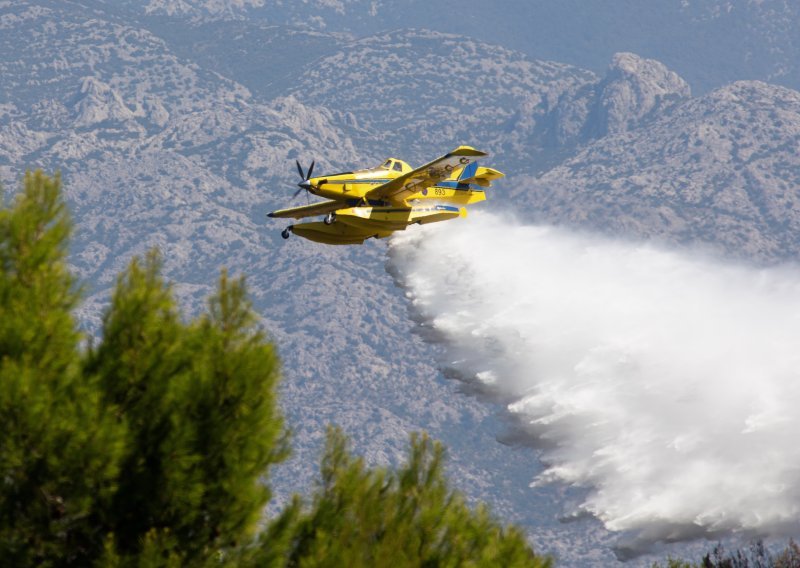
xmin=267 ymin=145 xmax=503 ymax=245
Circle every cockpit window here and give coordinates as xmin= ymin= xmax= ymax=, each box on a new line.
xmin=380 ymin=159 xmax=392 ymax=169
xmin=393 ymin=161 xmax=403 ymax=172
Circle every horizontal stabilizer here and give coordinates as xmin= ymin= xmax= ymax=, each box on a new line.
xmin=457 ymin=166 xmax=504 ymax=187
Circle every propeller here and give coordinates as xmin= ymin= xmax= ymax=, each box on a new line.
xmin=292 ymin=159 xmax=316 ymax=199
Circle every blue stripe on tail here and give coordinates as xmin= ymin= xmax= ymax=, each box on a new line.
xmin=458 ymin=161 xmax=478 ymax=181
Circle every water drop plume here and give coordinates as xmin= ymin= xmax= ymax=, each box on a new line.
xmin=388 ymin=212 xmax=800 ymax=550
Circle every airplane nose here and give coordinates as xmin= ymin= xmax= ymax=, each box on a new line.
xmin=298 ymin=180 xmax=312 ymax=190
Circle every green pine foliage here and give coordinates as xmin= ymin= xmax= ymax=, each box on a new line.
xmin=0 ymin=171 xmax=550 ymax=567
xmin=1 ymin=172 xmax=287 ymax=566
xmin=0 ymin=171 xmax=125 ymax=565
xmin=84 ymin=254 xmax=288 ymax=563
xmin=258 ymin=427 xmax=552 ymax=568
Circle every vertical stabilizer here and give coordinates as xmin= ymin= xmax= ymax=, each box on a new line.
xmin=458 ymin=161 xmax=479 ymax=181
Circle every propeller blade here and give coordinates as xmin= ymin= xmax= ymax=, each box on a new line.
xmin=291 ymin=159 xmax=317 ymax=201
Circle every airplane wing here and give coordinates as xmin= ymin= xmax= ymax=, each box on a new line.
xmin=366 ymin=146 xmax=488 ymax=204
xmin=267 ymin=199 xmax=343 ymax=220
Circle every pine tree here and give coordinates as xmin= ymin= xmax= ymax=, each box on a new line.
xmin=0 ymin=171 xmax=288 ymax=565
xmin=0 ymin=171 xmax=124 ymax=565
xmin=259 ymin=427 xmax=552 ymax=568
xmin=84 ymin=254 xmax=288 ymax=562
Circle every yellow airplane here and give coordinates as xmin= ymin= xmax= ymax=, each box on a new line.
xmin=267 ymin=145 xmax=504 ymax=245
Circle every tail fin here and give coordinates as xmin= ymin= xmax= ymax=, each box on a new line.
xmin=456 ymin=165 xmax=504 ymax=187
xmin=458 ymin=161 xmax=479 ymax=181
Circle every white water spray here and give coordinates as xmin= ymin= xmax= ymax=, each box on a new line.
xmin=388 ymin=212 xmax=800 ymax=548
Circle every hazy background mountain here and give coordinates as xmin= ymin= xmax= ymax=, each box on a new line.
xmin=2 ymin=1 xmax=800 ymax=565
xmin=105 ymin=0 xmax=800 ymax=94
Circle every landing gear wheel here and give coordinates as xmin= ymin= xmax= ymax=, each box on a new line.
xmin=324 ymin=212 xmax=336 ymax=225
xmin=281 ymin=227 xmax=291 ymax=239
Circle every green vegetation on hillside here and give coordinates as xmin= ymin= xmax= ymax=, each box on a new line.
xmin=653 ymin=540 xmax=800 ymax=568
xmin=0 ymin=171 xmax=549 ymax=567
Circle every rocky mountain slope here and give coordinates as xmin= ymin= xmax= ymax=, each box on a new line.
xmin=284 ymin=29 xmax=596 ymax=167
xmin=514 ymin=79 xmax=800 ymax=263
xmin=3 ymin=1 xmax=800 ymax=565
xmin=104 ymin=0 xmax=800 ymax=94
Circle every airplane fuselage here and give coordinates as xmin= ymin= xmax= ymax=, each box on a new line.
xmin=305 ymin=158 xmax=486 ymax=207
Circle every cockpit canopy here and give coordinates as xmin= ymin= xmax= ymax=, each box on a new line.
xmin=379 ymin=159 xmax=409 ymax=173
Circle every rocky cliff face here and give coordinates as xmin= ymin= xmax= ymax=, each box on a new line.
xmin=514 ymin=80 xmax=800 ymax=263
xmin=579 ymin=52 xmax=691 ymax=139
xmin=501 ymin=52 xmax=691 ymax=164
